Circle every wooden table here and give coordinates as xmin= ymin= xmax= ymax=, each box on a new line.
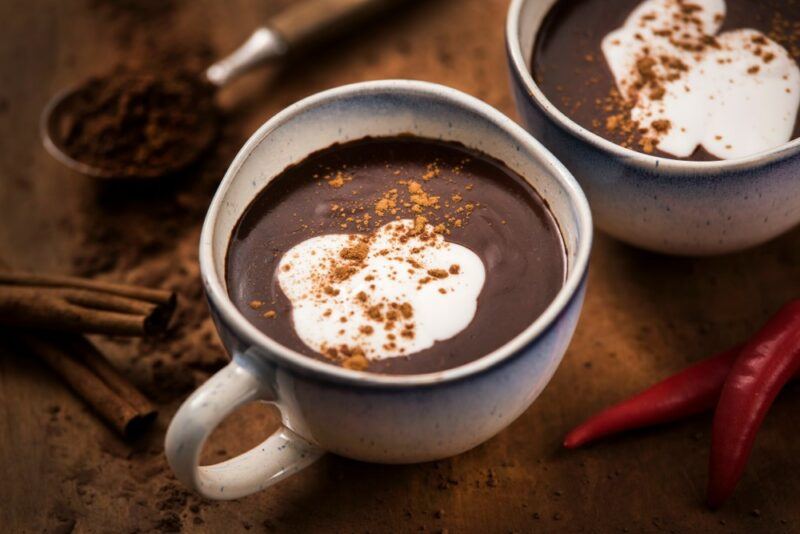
xmin=1 ymin=1 xmax=798 ymax=532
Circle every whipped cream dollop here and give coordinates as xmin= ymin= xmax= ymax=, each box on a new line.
xmin=277 ymin=218 xmax=486 ymax=368
xmin=602 ymin=0 xmax=800 ymax=159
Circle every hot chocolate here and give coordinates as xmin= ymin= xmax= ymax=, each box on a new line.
xmin=532 ymin=0 xmax=800 ymax=161
xmin=225 ymin=136 xmax=565 ymax=375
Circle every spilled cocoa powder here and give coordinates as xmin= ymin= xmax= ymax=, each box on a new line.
xmin=53 ymin=69 xmax=218 ymax=177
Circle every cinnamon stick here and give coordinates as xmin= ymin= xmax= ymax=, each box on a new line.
xmin=0 ymin=271 xmax=174 ymax=305
xmin=15 ymin=333 xmax=157 ymax=439
xmin=0 ymin=272 xmax=176 ymax=336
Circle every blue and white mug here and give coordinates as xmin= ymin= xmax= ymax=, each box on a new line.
xmin=506 ymin=0 xmax=800 ymax=255
xmin=165 ymin=80 xmax=592 ymax=500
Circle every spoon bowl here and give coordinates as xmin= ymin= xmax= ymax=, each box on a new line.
xmin=41 ymin=83 xmax=117 ymax=179
xmin=41 ymin=77 xmax=218 ymax=180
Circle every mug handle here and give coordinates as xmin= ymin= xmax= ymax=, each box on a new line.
xmin=165 ymin=353 xmax=323 ymax=500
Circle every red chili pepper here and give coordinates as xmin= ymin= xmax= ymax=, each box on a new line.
xmin=564 ymin=345 xmax=800 ymax=449
xmin=707 ymin=300 xmax=800 ymax=508
xmin=564 ymin=347 xmax=740 ymax=449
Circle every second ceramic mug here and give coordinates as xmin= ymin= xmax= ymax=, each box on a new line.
xmin=165 ymin=80 xmax=592 ymax=500
xmin=506 ymin=0 xmax=800 ymax=256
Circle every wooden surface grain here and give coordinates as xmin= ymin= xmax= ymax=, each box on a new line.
xmin=1 ymin=0 xmax=799 ymax=532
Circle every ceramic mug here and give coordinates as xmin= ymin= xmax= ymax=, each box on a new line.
xmin=506 ymin=0 xmax=800 ymax=256
xmin=165 ymin=80 xmax=592 ymax=500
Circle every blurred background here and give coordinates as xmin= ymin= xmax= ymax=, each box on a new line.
xmin=1 ymin=1 xmax=798 ymax=532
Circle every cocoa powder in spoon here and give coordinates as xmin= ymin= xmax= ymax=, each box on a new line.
xmin=54 ymin=69 xmax=217 ymax=178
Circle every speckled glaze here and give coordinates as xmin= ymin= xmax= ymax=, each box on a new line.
xmin=506 ymin=0 xmax=800 ymax=256
xmin=165 ymin=80 xmax=592 ymax=500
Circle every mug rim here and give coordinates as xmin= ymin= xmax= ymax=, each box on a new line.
xmin=505 ymin=0 xmax=800 ymax=175
xmin=199 ymin=79 xmax=592 ymax=388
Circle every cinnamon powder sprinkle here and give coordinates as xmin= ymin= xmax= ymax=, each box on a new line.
xmin=332 ymin=265 xmax=357 ymax=282
xmin=400 ymin=302 xmax=414 ymax=319
xmin=427 ymin=269 xmax=449 ymax=279
xmin=326 ymin=171 xmax=351 ymax=188
xmin=411 ymin=215 xmax=428 ymax=235
xmin=421 ymin=162 xmax=440 ymax=181
xmin=342 ymin=353 xmax=369 ymax=371
xmin=340 ymin=242 xmax=369 ymax=262
xmin=324 ymin=285 xmax=340 ymax=296
xmin=651 ymin=119 xmax=672 ymax=133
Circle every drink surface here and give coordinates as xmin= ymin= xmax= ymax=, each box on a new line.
xmin=226 ymin=136 xmax=566 ymax=375
xmin=532 ymin=0 xmax=800 ymax=161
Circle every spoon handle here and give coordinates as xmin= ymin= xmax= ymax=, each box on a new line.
xmin=270 ymin=0 xmax=401 ymax=51
xmin=206 ymin=0 xmax=402 ymax=87
xmin=206 ymin=28 xmax=286 ymax=87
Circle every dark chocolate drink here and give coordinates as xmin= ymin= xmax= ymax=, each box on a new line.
xmin=225 ymin=137 xmax=565 ymax=375
xmin=532 ymin=0 xmax=800 ymax=161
